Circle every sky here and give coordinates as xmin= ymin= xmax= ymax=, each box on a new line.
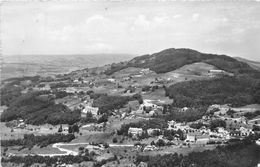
xmin=2 ymin=1 xmax=260 ymax=61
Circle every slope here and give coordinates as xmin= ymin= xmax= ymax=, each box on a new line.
xmin=105 ymin=48 xmax=257 ymax=75
xmin=235 ymin=57 xmax=260 ymax=71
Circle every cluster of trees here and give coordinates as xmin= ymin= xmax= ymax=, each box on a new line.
xmin=163 ymin=129 xmax=186 ymax=141
xmin=161 ymin=105 xmax=207 ymax=122
xmin=244 ymin=110 xmax=260 ymax=120
xmin=190 ymin=122 xmax=208 ymax=129
xmin=166 ymin=76 xmax=260 ymax=108
xmin=141 ymin=85 xmax=159 ymax=92
xmin=117 ymin=118 xmax=167 ymax=136
xmin=92 ymin=93 xmax=143 ymax=115
xmin=1 ymin=92 xmax=81 ymax=125
xmin=52 ymin=90 xmax=72 ymax=99
xmin=1 ymin=133 xmax=75 ymax=148
xmin=209 ymin=119 xmax=226 ymax=131
xmin=1 ymin=84 xmax=23 ymax=106
xmin=49 ymin=82 xmax=67 ymax=89
xmin=226 ymin=109 xmax=236 ymax=116
xmin=136 ymin=134 xmax=260 ymax=167
xmin=1 ymin=155 xmax=93 ymax=167
xmin=150 ymin=139 xmax=178 ymax=147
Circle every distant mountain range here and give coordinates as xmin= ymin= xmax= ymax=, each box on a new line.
xmin=2 ymin=54 xmax=135 ymax=80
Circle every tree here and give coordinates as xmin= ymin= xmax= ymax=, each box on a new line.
xmin=58 ymin=125 xmax=63 ymax=133
xmin=78 ymin=147 xmax=85 ymax=155
xmin=113 ymin=137 xmax=118 ymax=143
xmin=72 ymin=124 xmax=79 ymax=133
xmin=68 ymin=126 xmax=73 ymax=134
xmin=210 ymin=119 xmax=226 ymax=131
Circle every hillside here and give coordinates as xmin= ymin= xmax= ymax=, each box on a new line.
xmin=235 ymin=57 xmax=260 ymax=71
xmin=171 ymin=62 xmax=219 ymax=75
xmin=105 ymin=48 xmax=257 ymax=75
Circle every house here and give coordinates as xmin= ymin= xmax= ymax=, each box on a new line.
xmin=128 ymin=100 xmax=140 ymax=111
xmin=186 ymin=134 xmax=196 ymax=142
xmin=209 ymin=70 xmax=225 ymax=74
xmin=128 ymin=127 xmax=143 ymax=137
xmin=65 ymin=87 xmax=78 ymax=93
xmin=181 ymin=107 xmax=189 ymax=112
xmin=17 ymin=122 xmax=26 ymax=128
xmin=107 ymin=78 xmax=116 ymax=82
xmin=140 ymin=68 xmax=151 ymax=75
xmin=143 ymin=145 xmax=158 ymax=151
xmin=186 ymin=132 xmax=210 ymax=144
xmin=20 ymin=80 xmax=32 ymax=86
xmin=196 ymin=135 xmax=210 ymax=144
xmin=82 ymin=106 xmax=99 ymax=116
xmin=230 ymin=131 xmax=241 ymax=137
xmin=256 ymin=139 xmax=260 ymax=146
xmin=239 ymin=127 xmax=253 ymax=136
xmin=138 ymin=99 xmax=163 ymax=113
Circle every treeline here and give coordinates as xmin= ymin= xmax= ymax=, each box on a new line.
xmin=91 ymin=93 xmax=143 ymax=115
xmin=1 ymin=133 xmax=75 ymax=148
xmin=166 ymin=76 xmax=260 ymax=108
xmin=1 ymin=155 xmax=92 ymax=167
xmin=117 ymin=118 xmax=167 ymax=136
xmin=136 ymin=134 xmax=260 ymax=167
xmin=1 ymin=92 xmax=80 ymax=125
xmin=1 ymin=154 xmax=118 ymax=167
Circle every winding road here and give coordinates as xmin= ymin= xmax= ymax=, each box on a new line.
xmin=37 ymin=142 xmax=134 ymax=157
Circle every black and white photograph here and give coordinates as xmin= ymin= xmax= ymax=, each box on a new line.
xmin=1 ymin=0 xmax=260 ymax=166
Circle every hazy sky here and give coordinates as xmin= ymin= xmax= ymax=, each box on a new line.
xmin=2 ymin=1 xmax=260 ymax=61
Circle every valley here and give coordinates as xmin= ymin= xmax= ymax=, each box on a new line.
xmin=1 ymin=48 xmax=260 ymax=167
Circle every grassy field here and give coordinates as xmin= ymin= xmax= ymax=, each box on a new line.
xmin=0 ymin=123 xmax=64 ymax=140
xmin=72 ymin=132 xmax=113 ymax=143
xmin=142 ymin=88 xmax=173 ymax=104
xmin=59 ymin=144 xmax=90 ymax=152
xmin=140 ymin=144 xmax=217 ymax=156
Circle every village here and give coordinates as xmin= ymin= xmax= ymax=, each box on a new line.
xmin=1 ymin=64 xmax=260 ymax=167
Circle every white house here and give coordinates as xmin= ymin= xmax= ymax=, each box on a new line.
xmin=82 ymin=106 xmax=99 ymax=116
xmin=186 ymin=134 xmax=196 ymax=142
xmin=107 ymin=78 xmax=116 ymax=82
xmin=128 ymin=127 xmax=143 ymax=137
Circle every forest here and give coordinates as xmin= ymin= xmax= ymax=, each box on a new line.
xmin=161 ymin=105 xmax=208 ymax=122
xmin=92 ymin=93 xmax=143 ymax=115
xmin=0 ymin=91 xmax=81 ymax=125
xmin=166 ymin=76 xmax=260 ymax=108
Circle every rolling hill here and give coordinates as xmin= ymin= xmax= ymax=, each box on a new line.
xmin=105 ymin=48 xmax=257 ymax=75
